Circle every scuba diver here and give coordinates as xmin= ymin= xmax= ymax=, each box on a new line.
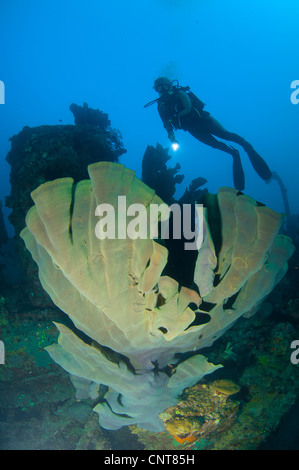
xmin=146 ymin=77 xmax=272 ymax=191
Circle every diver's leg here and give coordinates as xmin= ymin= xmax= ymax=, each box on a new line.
xmin=206 ymin=117 xmax=272 ymax=181
xmin=188 ymin=128 xmax=245 ymax=190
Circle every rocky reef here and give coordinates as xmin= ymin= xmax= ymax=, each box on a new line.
xmin=4 ymin=104 xmax=126 ymax=305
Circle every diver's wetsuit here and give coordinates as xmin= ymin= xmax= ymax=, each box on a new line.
xmin=157 ymin=88 xmax=272 ymax=191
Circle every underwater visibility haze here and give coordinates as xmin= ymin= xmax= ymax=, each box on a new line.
xmin=0 ymin=0 xmax=299 ymax=451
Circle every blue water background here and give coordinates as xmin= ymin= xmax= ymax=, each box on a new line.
xmin=0 ymin=0 xmax=298 ymax=236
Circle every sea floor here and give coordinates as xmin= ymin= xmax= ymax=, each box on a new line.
xmin=0 ymin=287 xmax=299 ymax=450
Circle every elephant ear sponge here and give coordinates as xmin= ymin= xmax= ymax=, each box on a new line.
xmin=20 ymin=162 xmax=294 ymax=432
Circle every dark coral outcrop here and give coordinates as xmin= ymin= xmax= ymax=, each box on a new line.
xmin=5 ymin=106 xmax=126 ymax=305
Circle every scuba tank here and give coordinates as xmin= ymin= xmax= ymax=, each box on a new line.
xmin=144 ymin=79 xmax=206 ymax=115
xmin=170 ymin=79 xmax=206 ymax=113
xmin=185 ymin=90 xmax=205 ymax=113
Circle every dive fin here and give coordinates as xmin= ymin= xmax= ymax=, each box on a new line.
xmin=231 ymin=148 xmax=245 ymax=191
xmin=244 ymin=144 xmax=272 ymax=181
